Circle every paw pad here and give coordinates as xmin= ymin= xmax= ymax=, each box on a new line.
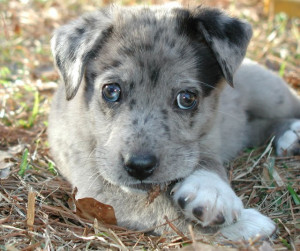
xmin=192 ymin=206 xmax=204 ymax=221
xmin=212 ymin=213 xmax=225 ymax=225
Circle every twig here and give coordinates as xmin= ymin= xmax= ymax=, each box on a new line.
xmin=164 ymin=216 xmax=190 ymax=242
xmin=234 ymin=137 xmax=274 ymax=180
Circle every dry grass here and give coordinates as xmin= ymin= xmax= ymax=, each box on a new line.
xmin=0 ymin=0 xmax=299 ymax=250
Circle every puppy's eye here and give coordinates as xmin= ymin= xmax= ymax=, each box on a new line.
xmin=102 ymin=84 xmax=121 ymax=102
xmin=176 ymin=91 xmax=197 ymax=110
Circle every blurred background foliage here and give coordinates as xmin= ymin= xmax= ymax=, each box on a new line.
xmin=0 ymin=0 xmax=299 ymax=150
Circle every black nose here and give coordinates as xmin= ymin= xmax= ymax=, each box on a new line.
xmin=124 ymin=154 xmax=158 ymax=180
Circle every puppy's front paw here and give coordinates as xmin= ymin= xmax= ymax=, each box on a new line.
xmin=173 ymin=170 xmax=243 ymax=227
xmin=220 ymin=208 xmax=277 ymax=240
xmin=277 ymin=120 xmax=300 ymax=156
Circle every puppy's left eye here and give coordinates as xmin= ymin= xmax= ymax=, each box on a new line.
xmin=102 ymin=83 xmax=121 ymax=102
xmin=176 ymin=91 xmax=197 ymax=110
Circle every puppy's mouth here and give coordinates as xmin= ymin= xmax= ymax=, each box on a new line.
xmin=128 ymin=183 xmax=157 ymax=191
xmin=127 ymin=179 xmax=180 ymax=192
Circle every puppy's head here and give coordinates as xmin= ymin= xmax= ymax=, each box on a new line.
xmin=51 ymin=5 xmax=252 ymax=191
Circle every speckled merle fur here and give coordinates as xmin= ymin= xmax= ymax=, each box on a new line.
xmin=49 ymin=5 xmax=300 ymax=240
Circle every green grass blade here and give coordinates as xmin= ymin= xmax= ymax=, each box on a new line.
xmin=279 ymin=62 xmax=286 ymax=77
xmin=28 ymin=91 xmax=40 ymax=127
xmin=280 ymin=237 xmax=291 ymax=249
xmin=287 ymin=184 xmax=300 ymax=205
xmin=48 ymin=161 xmax=57 ymax=175
xmin=19 ymin=148 xmax=29 ymax=177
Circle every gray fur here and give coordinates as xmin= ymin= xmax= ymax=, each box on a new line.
xmin=49 ymin=5 xmax=300 ymax=240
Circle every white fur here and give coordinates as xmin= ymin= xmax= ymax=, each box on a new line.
xmin=277 ymin=120 xmax=300 ymax=156
xmin=220 ymin=208 xmax=276 ymax=240
xmin=291 ymin=120 xmax=300 ymax=131
xmin=173 ymin=170 xmax=243 ymax=226
xmin=173 ymin=171 xmax=276 ymax=240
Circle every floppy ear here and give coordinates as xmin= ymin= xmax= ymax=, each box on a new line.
xmin=51 ymin=10 xmax=113 ymax=100
xmin=194 ymin=8 xmax=252 ymax=86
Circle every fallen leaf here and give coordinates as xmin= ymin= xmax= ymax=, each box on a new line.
xmin=285 ymin=72 xmax=300 ymax=88
xmin=0 ymin=150 xmax=14 ymax=179
xmin=0 ymin=167 xmax=11 ymax=179
xmin=146 ymin=184 xmax=161 ymax=205
xmin=75 ymin=198 xmax=117 ymax=225
xmin=72 ymin=188 xmax=117 ymax=225
xmin=0 ymin=150 xmax=13 ymax=169
xmin=67 ymin=197 xmax=76 ymax=211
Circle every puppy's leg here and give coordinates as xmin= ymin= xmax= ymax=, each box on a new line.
xmin=274 ymin=120 xmax=300 ymax=156
xmin=172 ymin=169 xmax=276 ymax=240
xmin=247 ymin=118 xmax=300 ymax=156
xmin=234 ymin=59 xmax=300 ymax=156
xmin=234 ymin=59 xmax=300 ymax=120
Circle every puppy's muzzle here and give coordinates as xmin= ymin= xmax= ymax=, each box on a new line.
xmin=124 ymin=153 xmax=158 ymax=180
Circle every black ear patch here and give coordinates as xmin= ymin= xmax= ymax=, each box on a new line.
xmin=194 ymin=8 xmax=252 ymax=86
xmin=51 ymin=10 xmax=113 ymax=100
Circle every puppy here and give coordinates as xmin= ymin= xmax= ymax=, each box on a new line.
xmin=48 ymin=5 xmax=300 ymax=240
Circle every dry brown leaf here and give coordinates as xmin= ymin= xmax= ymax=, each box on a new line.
xmin=0 ymin=151 xmax=14 ymax=179
xmin=146 ymin=184 xmax=161 ymax=205
xmin=75 ymin=198 xmax=117 ymax=225
xmin=72 ymin=188 xmax=117 ymax=225
xmin=67 ymin=197 xmax=76 ymax=211
xmin=285 ymin=72 xmax=300 ymax=88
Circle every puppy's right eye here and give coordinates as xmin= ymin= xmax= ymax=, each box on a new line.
xmin=102 ymin=84 xmax=121 ymax=102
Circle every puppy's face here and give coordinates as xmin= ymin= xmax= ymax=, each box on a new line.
xmin=51 ymin=6 xmax=252 ymax=191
